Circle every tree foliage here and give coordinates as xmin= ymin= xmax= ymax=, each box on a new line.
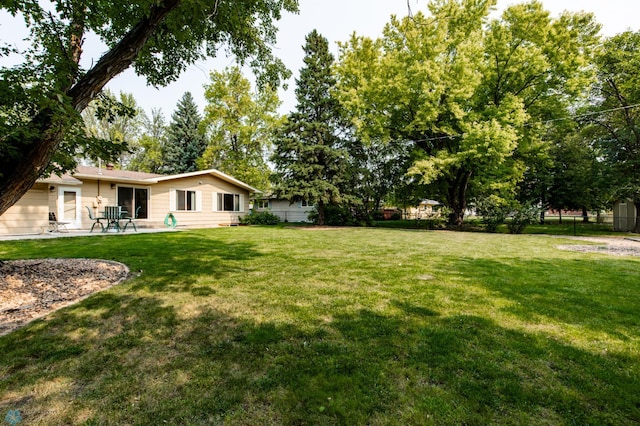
xmin=81 ymin=90 xmax=142 ymax=168
xmin=335 ymin=0 xmax=599 ymax=226
xmin=128 ymin=108 xmax=167 ymax=174
xmin=0 ymin=0 xmax=298 ymax=216
xmin=586 ymin=30 xmax=640 ymax=231
xmin=199 ymin=66 xmax=281 ymax=190
xmin=271 ymin=30 xmax=349 ymax=225
xmin=163 ymin=92 xmax=206 ymax=174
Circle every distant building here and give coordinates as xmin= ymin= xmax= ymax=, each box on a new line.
xmin=613 ymin=199 xmax=637 ymax=231
xmin=252 ymin=194 xmax=314 ymax=223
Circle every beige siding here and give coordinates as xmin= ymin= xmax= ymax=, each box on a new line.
xmin=0 ymin=184 xmax=49 ymax=235
xmin=1 ymin=173 xmax=254 ymax=234
xmin=78 ymin=180 xmax=118 ymax=230
xmin=151 ymin=175 xmax=251 ymax=228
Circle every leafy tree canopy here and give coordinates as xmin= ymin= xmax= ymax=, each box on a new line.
xmin=335 ymin=0 xmax=599 ymax=225
xmin=0 ymin=0 xmax=298 ymax=216
xmin=585 ymin=30 xmax=640 ymax=231
xmin=199 ymin=66 xmax=281 ymax=190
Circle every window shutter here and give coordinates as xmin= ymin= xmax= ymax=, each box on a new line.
xmin=169 ymin=189 xmax=176 ymax=212
xmin=196 ymin=191 xmax=202 ymax=212
xmin=212 ymin=192 xmax=218 ymax=211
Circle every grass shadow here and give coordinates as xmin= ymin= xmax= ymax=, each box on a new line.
xmin=1 ymin=294 xmax=639 ymax=424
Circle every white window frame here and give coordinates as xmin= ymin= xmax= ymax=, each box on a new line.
xmin=213 ymin=192 xmax=244 ymax=212
xmin=170 ymin=189 xmax=202 ymax=212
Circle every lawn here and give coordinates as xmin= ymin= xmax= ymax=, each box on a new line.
xmin=1 ymin=227 xmax=639 ymax=424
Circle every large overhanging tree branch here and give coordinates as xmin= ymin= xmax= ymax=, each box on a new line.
xmin=68 ymin=0 xmax=181 ymax=112
xmin=0 ymin=0 xmax=297 ymax=217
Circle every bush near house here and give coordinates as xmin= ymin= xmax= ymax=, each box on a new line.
xmin=240 ymin=210 xmax=280 ymax=225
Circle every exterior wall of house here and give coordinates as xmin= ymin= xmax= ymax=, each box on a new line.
xmin=0 ymin=183 xmax=49 ymax=235
xmin=613 ymin=199 xmax=637 ymax=232
xmin=78 ymin=180 xmax=117 ymax=229
xmin=404 ymin=205 xmax=439 ymax=220
xmin=150 ymin=175 xmax=251 ymax=228
xmin=0 ymin=173 xmax=254 ymax=235
xmin=256 ymin=199 xmax=314 ymax=223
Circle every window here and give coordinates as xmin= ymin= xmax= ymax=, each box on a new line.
xmin=256 ymin=200 xmax=270 ymax=209
xmin=169 ymin=189 xmax=201 ymax=212
xmin=117 ymin=186 xmax=149 ymax=219
xmin=214 ymin=192 xmax=243 ymax=212
xmin=301 ymin=199 xmax=312 ymax=207
xmin=176 ymin=190 xmax=197 ymax=211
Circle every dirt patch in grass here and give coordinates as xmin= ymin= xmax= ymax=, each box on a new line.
xmin=0 ymin=259 xmax=129 ymax=336
xmin=556 ymin=236 xmax=640 ymax=257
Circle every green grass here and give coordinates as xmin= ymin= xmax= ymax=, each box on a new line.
xmin=374 ymin=218 xmax=625 ymax=236
xmin=1 ymin=228 xmax=639 ymax=424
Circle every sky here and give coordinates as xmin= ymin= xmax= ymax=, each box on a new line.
xmin=2 ymin=1 xmax=640 ymax=118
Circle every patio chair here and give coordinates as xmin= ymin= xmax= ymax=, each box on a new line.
xmin=103 ymin=206 xmax=122 ymax=233
xmin=122 ymin=206 xmax=141 ymax=232
xmin=48 ymin=212 xmax=69 ymax=233
xmin=86 ymin=206 xmax=104 ymax=232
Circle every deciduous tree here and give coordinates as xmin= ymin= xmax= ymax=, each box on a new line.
xmin=128 ymin=108 xmax=167 ymax=174
xmin=587 ymin=31 xmax=640 ymax=232
xmin=82 ymin=91 xmax=142 ymax=168
xmin=0 ymin=0 xmax=298 ymax=216
xmin=335 ymin=0 xmax=599 ymax=226
xmin=200 ymin=67 xmax=281 ymax=190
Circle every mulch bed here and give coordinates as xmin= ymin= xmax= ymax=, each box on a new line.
xmin=0 ymin=259 xmax=129 ymax=336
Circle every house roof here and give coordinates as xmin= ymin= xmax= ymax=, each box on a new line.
xmin=152 ymin=169 xmax=261 ymax=193
xmin=70 ymin=166 xmax=261 ymax=193
xmin=39 ymin=174 xmax=83 ymax=186
xmin=73 ymin=165 xmax=163 ymax=183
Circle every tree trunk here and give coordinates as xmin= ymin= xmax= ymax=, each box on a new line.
xmin=582 ymin=206 xmax=589 ymax=223
xmin=316 ymin=200 xmax=325 ymax=226
xmin=0 ymin=0 xmax=182 ymax=217
xmin=446 ymin=170 xmax=472 ymax=227
xmin=0 ymin=110 xmax=67 ymax=217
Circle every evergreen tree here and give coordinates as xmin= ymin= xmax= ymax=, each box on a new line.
xmin=164 ymin=92 xmax=207 ymax=174
xmin=271 ymin=30 xmax=348 ymax=225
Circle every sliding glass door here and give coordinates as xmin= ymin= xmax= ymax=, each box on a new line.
xmin=117 ymin=186 xmax=149 ymax=219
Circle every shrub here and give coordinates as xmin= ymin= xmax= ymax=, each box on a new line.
xmin=241 ymin=210 xmax=280 ymax=225
xmin=476 ymin=195 xmax=510 ymax=233
xmin=507 ymin=204 xmax=540 ymax=234
xmin=371 ymin=210 xmax=385 ymax=221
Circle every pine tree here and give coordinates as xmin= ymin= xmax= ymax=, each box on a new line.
xmin=271 ymin=30 xmax=348 ymax=225
xmin=164 ymin=92 xmax=207 ymax=174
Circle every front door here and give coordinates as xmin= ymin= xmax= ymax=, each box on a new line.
xmin=58 ymin=186 xmax=82 ymax=229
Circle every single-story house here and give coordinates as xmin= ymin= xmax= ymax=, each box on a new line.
xmin=253 ymin=194 xmax=314 ymax=223
xmin=613 ymin=198 xmax=637 ymax=232
xmin=403 ymin=199 xmax=441 ymax=220
xmin=0 ymin=165 xmax=260 ymax=235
